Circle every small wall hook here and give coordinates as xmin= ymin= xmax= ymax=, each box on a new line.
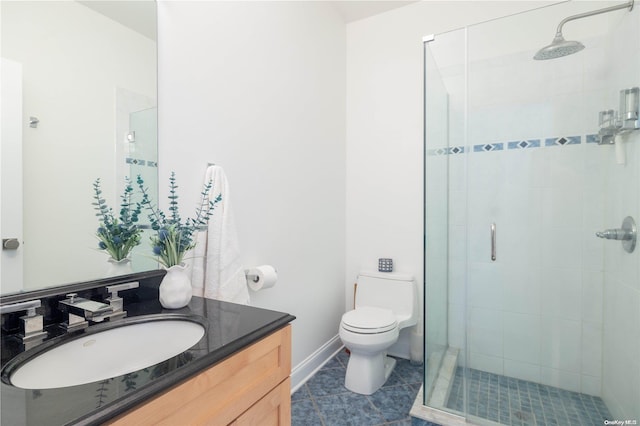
xmin=29 ymin=117 xmax=39 ymax=128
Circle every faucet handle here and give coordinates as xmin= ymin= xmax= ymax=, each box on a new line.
xmin=105 ymin=281 xmax=139 ymax=318
xmin=106 ymin=281 xmax=139 ymax=298
xmin=0 ymin=299 xmax=41 ymax=315
xmin=595 ymin=216 xmax=636 ymax=253
xmin=0 ymin=299 xmax=47 ymax=344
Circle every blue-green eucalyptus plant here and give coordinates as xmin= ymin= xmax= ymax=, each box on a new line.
xmin=92 ymin=177 xmax=142 ymax=261
xmin=137 ymin=172 xmax=221 ymax=268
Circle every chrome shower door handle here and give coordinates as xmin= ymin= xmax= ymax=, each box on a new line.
xmin=491 ymin=223 xmax=496 ymax=261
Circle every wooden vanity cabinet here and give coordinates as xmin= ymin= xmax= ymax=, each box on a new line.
xmin=106 ymin=325 xmax=292 ymax=426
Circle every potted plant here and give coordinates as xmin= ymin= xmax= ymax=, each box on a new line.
xmin=92 ymin=177 xmax=143 ymax=275
xmin=137 ymin=172 xmax=220 ymax=308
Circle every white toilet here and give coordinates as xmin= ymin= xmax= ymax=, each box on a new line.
xmin=339 ymin=271 xmax=418 ymax=395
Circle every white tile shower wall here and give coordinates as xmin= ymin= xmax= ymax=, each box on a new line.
xmin=438 ymin=24 xmax=614 ymax=396
xmin=601 ymin=5 xmax=640 ymax=420
xmin=458 ymin=142 xmax=608 ymax=397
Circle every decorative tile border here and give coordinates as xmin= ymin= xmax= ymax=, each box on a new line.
xmin=426 ymin=148 xmax=446 ymax=156
xmin=473 ymin=143 xmax=504 ymax=152
xmin=507 ymin=139 xmax=540 ymax=149
xmin=126 ymin=157 xmax=145 ymax=166
xmin=586 ymin=134 xmax=600 ymax=144
xmin=126 ymin=157 xmax=158 ymax=167
xmin=427 ymin=135 xmax=591 ymax=156
xmin=544 ymin=135 xmax=580 ymax=147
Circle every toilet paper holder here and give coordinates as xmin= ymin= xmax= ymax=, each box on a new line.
xmin=245 ymin=270 xmax=260 ymax=283
xmin=244 ymin=265 xmax=278 ymax=292
xmin=244 ymin=266 xmax=278 ymax=283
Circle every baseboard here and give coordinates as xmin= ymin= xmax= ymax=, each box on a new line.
xmin=290 ymin=335 xmax=344 ymax=394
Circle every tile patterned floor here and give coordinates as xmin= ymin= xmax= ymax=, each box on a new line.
xmin=447 ymin=367 xmax=612 ymax=426
xmin=292 ymin=350 xmax=440 ymax=426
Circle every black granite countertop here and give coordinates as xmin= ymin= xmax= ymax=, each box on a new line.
xmin=1 ymin=287 xmax=295 ymax=426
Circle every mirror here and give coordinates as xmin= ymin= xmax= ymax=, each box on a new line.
xmin=0 ymin=1 xmax=158 ymax=295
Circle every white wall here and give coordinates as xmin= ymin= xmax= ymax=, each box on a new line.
xmin=157 ymin=1 xmax=346 ymax=369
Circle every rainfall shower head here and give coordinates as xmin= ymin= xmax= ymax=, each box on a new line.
xmin=533 ymin=34 xmax=584 ymax=60
xmin=533 ymin=0 xmax=634 ymax=61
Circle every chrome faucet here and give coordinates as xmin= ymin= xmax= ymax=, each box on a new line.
xmin=58 ymin=282 xmax=139 ymax=331
xmin=58 ymin=293 xmax=114 ymax=331
xmin=0 ymin=299 xmax=48 ymax=344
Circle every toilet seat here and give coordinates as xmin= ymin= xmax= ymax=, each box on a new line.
xmin=341 ymin=307 xmax=397 ymax=334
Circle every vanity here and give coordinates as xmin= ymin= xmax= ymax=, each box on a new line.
xmin=0 ymin=271 xmax=295 ymax=425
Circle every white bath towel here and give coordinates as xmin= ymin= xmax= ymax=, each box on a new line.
xmin=190 ymin=165 xmax=250 ymax=305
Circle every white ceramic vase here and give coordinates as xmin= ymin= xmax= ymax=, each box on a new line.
xmin=106 ymin=257 xmax=133 ymax=276
xmin=159 ymin=263 xmax=192 ymax=309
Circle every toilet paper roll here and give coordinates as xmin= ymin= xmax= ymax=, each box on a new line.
xmin=247 ymin=265 xmax=278 ymax=292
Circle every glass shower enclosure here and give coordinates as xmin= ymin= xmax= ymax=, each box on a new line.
xmin=422 ymin=2 xmax=639 ymax=425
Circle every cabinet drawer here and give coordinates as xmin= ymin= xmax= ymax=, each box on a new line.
xmin=232 ymin=377 xmax=291 ymax=426
xmin=107 ymin=325 xmax=291 ymax=426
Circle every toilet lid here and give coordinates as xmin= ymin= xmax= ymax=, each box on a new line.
xmin=341 ymin=307 xmax=397 ymax=334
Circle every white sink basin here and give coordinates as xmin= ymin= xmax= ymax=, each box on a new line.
xmin=7 ymin=318 xmax=205 ymax=389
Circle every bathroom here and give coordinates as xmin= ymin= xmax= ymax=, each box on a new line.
xmin=1 ymin=1 xmax=638 ymax=425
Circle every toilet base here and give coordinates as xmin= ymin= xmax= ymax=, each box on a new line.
xmin=345 ymin=353 xmax=397 ymax=395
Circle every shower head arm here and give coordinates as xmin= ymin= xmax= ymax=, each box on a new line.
xmin=555 ymin=0 xmax=634 ymax=37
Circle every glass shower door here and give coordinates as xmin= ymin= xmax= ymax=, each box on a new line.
xmin=423 ymin=2 xmax=639 ymax=425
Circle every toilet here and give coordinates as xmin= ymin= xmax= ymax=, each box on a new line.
xmin=339 ymin=271 xmax=418 ymax=395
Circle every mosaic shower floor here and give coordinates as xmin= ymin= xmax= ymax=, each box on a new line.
xmin=291 ymin=350 xmax=439 ymax=426
xmin=447 ymin=367 xmax=612 ymax=426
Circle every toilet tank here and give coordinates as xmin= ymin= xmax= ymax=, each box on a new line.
xmin=355 ymin=271 xmax=417 ymax=327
